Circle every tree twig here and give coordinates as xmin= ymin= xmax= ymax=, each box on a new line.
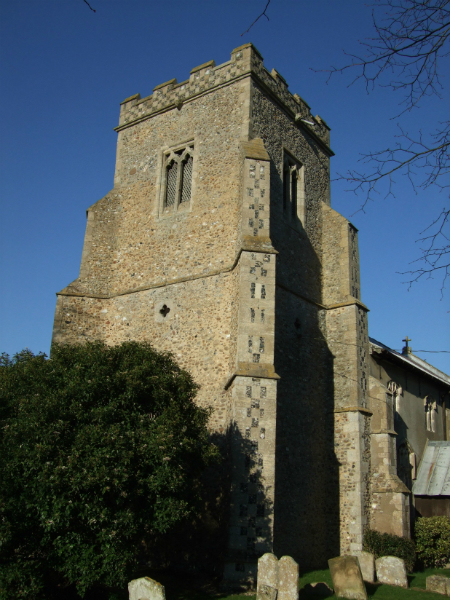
xmin=241 ymin=0 xmax=271 ymax=36
xmin=320 ymin=0 xmax=450 ymax=293
xmin=83 ymin=0 xmax=96 ymax=12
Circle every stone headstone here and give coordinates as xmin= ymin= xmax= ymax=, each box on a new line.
xmin=328 ymin=555 xmax=368 ymax=600
xmin=258 ymin=584 xmax=278 ymax=600
xmin=353 ymin=551 xmax=375 ymax=583
xmin=257 ymin=552 xmax=279 ymax=600
xmin=375 ymin=556 xmax=408 ymax=588
xmin=426 ymin=575 xmax=450 ymax=595
xmin=128 ymin=577 xmax=166 ymax=600
xmin=302 ymin=582 xmax=334 ymax=597
xmin=278 ymin=556 xmax=299 ymax=600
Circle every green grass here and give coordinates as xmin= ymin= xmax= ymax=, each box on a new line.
xmin=297 ymin=567 xmax=450 ymax=599
xmin=55 ymin=566 xmax=450 ymax=599
xmin=409 ymin=567 xmax=450 ymax=589
xmin=128 ymin=567 xmax=450 ymax=600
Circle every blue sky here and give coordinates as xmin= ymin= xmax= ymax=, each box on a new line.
xmin=1 ymin=0 xmax=449 ymax=372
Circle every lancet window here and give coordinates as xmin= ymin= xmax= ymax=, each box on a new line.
xmin=282 ymin=153 xmax=305 ymax=226
xmin=162 ymin=145 xmax=194 ymax=213
xmin=388 ymin=380 xmax=403 ymax=412
xmin=424 ymin=396 xmax=437 ymax=433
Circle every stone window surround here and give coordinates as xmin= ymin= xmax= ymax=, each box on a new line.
xmin=282 ymin=148 xmax=306 ymax=228
xmin=424 ymin=395 xmax=437 ymax=432
xmin=156 ymin=139 xmax=196 ymax=220
xmin=388 ymin=380 xmax=403 ymax=412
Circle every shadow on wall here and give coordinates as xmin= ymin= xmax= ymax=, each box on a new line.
xmin=143 ymin=422 xmax=274 ymax=577
xmin=226 ymin=420 xmax=275 ymax=572
xmin=273 ymin=288 xmax=340 ymax=568
xmin=142 ymin=428 xmax=231 ymax=576
xmin=269 ymin=164 xmax=340 ymax=568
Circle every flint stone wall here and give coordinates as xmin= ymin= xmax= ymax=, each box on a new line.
xmin=51 ymin=43 xmax=392 ymax=579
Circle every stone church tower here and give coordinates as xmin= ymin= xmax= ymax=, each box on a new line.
xmin=52 ymin=44 xmax=409 ymax=583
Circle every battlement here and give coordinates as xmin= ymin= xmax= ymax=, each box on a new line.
xmin=116 ymin=44 xmax=331 ymax=147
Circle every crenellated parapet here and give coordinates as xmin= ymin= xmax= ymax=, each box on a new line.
xmin=116 ymin=43 xmax=331 ymax=148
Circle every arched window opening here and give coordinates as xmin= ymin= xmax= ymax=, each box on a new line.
xmin=180 ymin=155 xmax=193 ymax=204
xmin=165 ymin=160 xmax=178 ymax=208
xmin=162 ymin=145 xmax=194 ymax=213
xmin=424 ymin=395 xmax=437 ymax=433
xmin=283 ymin=153 xmax=305 ymax=226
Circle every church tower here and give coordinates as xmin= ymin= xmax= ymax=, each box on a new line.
xmin=52 ymin=44 xmax=408 ymax=584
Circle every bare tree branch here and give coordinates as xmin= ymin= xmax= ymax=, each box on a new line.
xmin=325 ymin=0 xmax=450 ymax=115
xmin=400 ymin=208 xmax=449 ymax=296
xmin=241 ymin=0 xmax=271 ymax=36
xmin=323 ymin=0 xmax=450 ymax=292
xmin=83 ymin=0 xmax=96 ymax=13
xmin=341 ymin=122 xmax=450 ymax=213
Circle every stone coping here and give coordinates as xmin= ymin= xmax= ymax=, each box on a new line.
xmin=371 ymin=429 xmax=398 ymax=435
xmin=241 ymin=139 xmax=270 ymax=161
xmin=153 ymin=78 xmax=177 ymax=92
xmin=190 ymin=59 xmax=216 ymax=74
xmin=224 ymin=363 xmax=280 ymax=389
xmin=334 ymin=406 xmax=374 ymax=416
xmin=57 ymin=246 xmax=368 ymax=318
xmin=57 ymin=245 xmax=266 ymax=299
xmin=115 ymin=44 xmax=333 ymax=155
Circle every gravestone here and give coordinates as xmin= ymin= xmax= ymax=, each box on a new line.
xmin=353 ymin=551 xmax=375 ymax=583
xmin=128 ymin=577 xmax=166 ymax=600
xmin=278 ymin=556 xmax=299 ymax=600
xmin=257 ymin=554 xmax=279 ymax=600
xmin=257 ymin=553 xmax=299 ymax=600
xmin=328 ymin=555 xmax=368 ymax=600
xmin=258 ymin=584 xmax=278 ymax=600
xmin=426 ymin=575 xmax=450 ymax=595
xmin=375 ymin=556 xmax=408 ymax=588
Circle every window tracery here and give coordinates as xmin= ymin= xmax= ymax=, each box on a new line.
xmin=424 ymin=395 xmax=437 ymax=432
xmin=388 ymin=380 xmax=403 ymax=412
xmin=161 ymin=145 xmax=194 ymax=213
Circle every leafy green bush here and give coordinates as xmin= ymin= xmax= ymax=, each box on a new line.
xmin=363 ymin=528 xmax=416 ymax=572
xmin=415 ymin=516 xmax=450 ymax=568
xmin=0 ymin=342 xmax=219 ymax=599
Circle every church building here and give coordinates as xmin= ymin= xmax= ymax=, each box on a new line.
xmin=52 ymin=44 xmax=415 ymax=584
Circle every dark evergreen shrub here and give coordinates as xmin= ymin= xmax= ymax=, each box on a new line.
xmin=0 ymin=342 xmax=219 ymax=599
xmin=363 ymin=528 xmax=416 ymax=572
xmin=415 ymin=516 xmax=450 ymax=568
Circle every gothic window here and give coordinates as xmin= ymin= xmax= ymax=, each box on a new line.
xmin=282 ymin=153 xmax=305 ymax=226
xmin=424 ymin=396 xmax=437 ymax=432
xmin=161 ymin=144 xmax=194 ymax=214
xmin=388 ymin=380 xmax=403 ymax=412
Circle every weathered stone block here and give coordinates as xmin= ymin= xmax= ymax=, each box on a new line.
xmin=257 ymin=553 xmax=279 ymax=595
xmin=128 ymin=577 xmax=165 ymax=600
xmin=258 ymin=584 xmax=278 ymax=600
xmin=426 ymin=574 xmax=450 ymax=595
xmin=278 ymin=556 xmax=299 ymax=600
xmin=353 ymin=551 xmax=375 ymax=583
xmin=375 ymin=556 xmax=408 ymax=588
xmin=328 ymin=555 xmax=367 ymax=600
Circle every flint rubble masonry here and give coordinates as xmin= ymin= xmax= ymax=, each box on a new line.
xmin=52 ymin=43 xmax=409 ymax=582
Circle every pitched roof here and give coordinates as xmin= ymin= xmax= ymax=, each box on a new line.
xmin=370 ymin=337 xmax=450 ymax=388
xmin=413 ymin=441 xmax=450 ymax=496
